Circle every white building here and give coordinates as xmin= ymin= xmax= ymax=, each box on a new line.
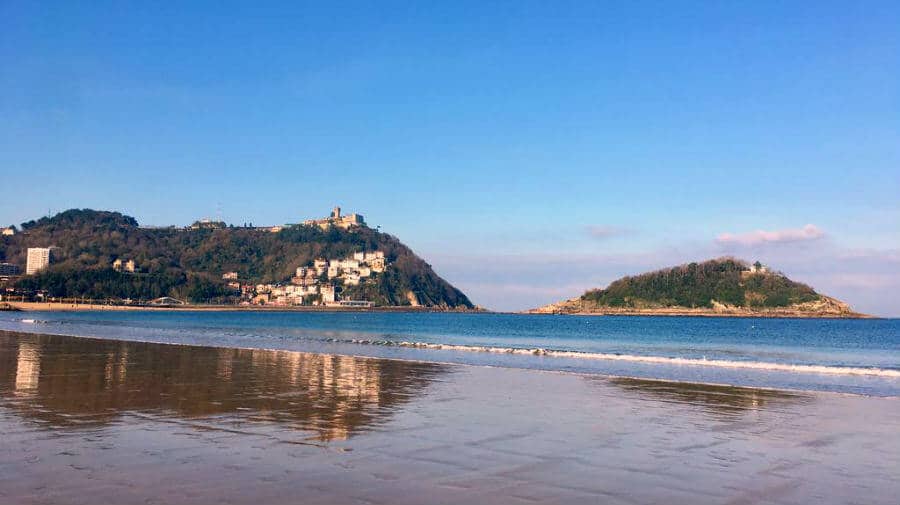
xmin=370 ymin=257 xmax=386 ymax=272
xmin=26 ymin=248 xmax=51 ymax=275
xmin=327 ymin=265 xmax=341 ymax=278
xmin=748 ymin=263 xmax=769 ymax=274
xmin=113 ymin=258 xmax=136 ymax=273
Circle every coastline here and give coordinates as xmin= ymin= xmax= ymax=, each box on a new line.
xmin=4 ymin=301 xmax=874 ymax=318
xmin=525 ymin=299 xmax=872 ymax=318
xmin=524 ymin=308 xmax=873 ymax=318
xmin=2 ymin=328 xmax=896 ymax=395
xmin=1 ymin=330 xmax=898 ymax=504
xmin=2 ymin=301 xmax=484 ymax=313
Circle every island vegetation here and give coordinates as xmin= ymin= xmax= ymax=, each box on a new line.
xmin=530 ymin=258 xmax=864 ymax=317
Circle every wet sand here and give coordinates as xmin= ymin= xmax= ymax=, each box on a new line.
xmin=1 ymin=331 xmax=898 ymax=504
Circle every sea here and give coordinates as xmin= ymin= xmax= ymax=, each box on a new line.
xmin=1 ymin=310 xmax=898 ymax=396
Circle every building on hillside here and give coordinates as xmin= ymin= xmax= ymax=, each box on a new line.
xmin=0 ymin=262 xmax=21 ymax=278
xmin=26 ymin=248 xmax=51 ymax=275
xmin=748 ymin=262 xmax=769 ymax=274
xmin=113 ymin=258 xmax=136 ymax=273
xmin=303 ymin=206 xmax=366 ymax=230
xmin=1 ymin=227 xmax=15 ymax=236
xmin=222 ymin=271 xmax=239 ymax=280
xmin=189 ymin=219 xmax=225 ymax=230
xmin=321 ymin=284 xmax=336 ymax=303
xmin=369 ymin=257 xmax=386 ymax=272
xmin=327 ymin=265 xmax=341 ymax=279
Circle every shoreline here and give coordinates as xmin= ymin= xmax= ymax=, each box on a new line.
xmin=4 ymin=301 xmax=881 ymax=318
xmin=2 ymin=328 xmax=896 ymax=397
xmin=524 ymin=306 xmax=873 ymax=318
xmin=2 ymin=301 xmax=484 ymax=313
xmin=524 ymin=310 xmax=874 ymax=319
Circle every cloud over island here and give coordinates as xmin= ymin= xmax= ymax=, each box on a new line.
xmin=716 ymin=224 xmax=825 ymax=247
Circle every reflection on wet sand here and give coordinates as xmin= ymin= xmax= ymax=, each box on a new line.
xmin=603 ymin=376 xmax=810 ymax=417
xmin=0 ymin=332 xmax=449 ymax=440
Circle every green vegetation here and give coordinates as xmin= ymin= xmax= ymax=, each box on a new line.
xmin=580 ymin=258 xmax=821 ymax=309
xmin=1 ymin=209 xmax=472 ymax=307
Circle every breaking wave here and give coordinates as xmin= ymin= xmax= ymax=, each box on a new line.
xmin=330 ymin=338 xmax=900 ymax=378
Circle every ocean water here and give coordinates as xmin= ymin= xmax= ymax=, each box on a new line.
xmin=1 ymin=310 xmax=898 ymax=396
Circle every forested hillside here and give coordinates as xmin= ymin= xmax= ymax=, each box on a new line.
xmin=580 ymin=258 xmax=820 ymax=309
xmin=1 ymin=209 xmax=472 ymax=308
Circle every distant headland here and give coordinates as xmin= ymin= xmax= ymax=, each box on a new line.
xmin=0 ymin=208 xmax=475 ymax=310
xmin=527 ymin=258 xmax=868 ymax=318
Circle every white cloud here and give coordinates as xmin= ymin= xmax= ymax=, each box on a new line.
xmin=716 ymin=224 xmax=824 ymax=246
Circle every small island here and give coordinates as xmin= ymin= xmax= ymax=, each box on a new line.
xmin=528 ymin=258 xmax=868 ymax=318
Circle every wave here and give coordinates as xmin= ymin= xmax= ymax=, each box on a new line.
xmin=332 ymin=338 xmax=900 ymax=378
xmin=4 ymin=317 xmax=898 ymax=379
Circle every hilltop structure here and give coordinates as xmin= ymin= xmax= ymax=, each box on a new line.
xmin=303 ymin=207 xmax=365 ymax=230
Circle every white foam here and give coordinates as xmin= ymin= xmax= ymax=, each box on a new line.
xmin=344 ymin=339 xmax=900 ymax=378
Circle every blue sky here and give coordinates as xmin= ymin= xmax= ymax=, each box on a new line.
xmin=2 ymin=1 xmax=899 ymax=314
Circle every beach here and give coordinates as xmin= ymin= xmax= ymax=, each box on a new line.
xmin=1 ymin=330 xmax=898 ymax=504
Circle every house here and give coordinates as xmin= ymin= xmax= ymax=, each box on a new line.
xmin=0 ymin=262 xmax=20 ymax=279
xmin=113 ymin=258 xmax=136 ymax=273
xmin=222 ymin=271 xmax=239 ymax=280
xmin=1 ymin=227 xmax=15 ymax=236
xmin=370 ymin=257 xmax=386 ymax=272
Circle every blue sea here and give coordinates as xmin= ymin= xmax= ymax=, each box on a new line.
xmin=1 ymin=311 xmax=898 ymax=396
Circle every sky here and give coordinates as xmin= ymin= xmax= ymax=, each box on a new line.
xmin=1 ymin=1 xmax=899 ymax=314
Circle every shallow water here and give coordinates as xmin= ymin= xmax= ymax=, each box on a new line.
xmin=1 ymin=311 xmax=898 ymax=395
xmin=1 ymin=332 xmax=898 ymax=505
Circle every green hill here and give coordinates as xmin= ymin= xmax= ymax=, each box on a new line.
xmin=530 ymin=258 xmax=862 ymax=317
xmin=582 ymin=258 xmax=819 ymax=309
xmin=1 ymin=209 xmax=472 ymax=308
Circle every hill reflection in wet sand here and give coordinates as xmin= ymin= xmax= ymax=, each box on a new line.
xmin=602 ymin=376 xmax=809 ymax=418
xmin=0 ymin=332 xmax=450 ymax=441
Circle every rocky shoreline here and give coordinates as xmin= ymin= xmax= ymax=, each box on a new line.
xmin=526 ymin=296 xmax=871 ymax=318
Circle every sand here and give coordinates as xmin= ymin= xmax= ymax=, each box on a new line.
xmin=1 ymin=330 xmax=898 ymax=504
